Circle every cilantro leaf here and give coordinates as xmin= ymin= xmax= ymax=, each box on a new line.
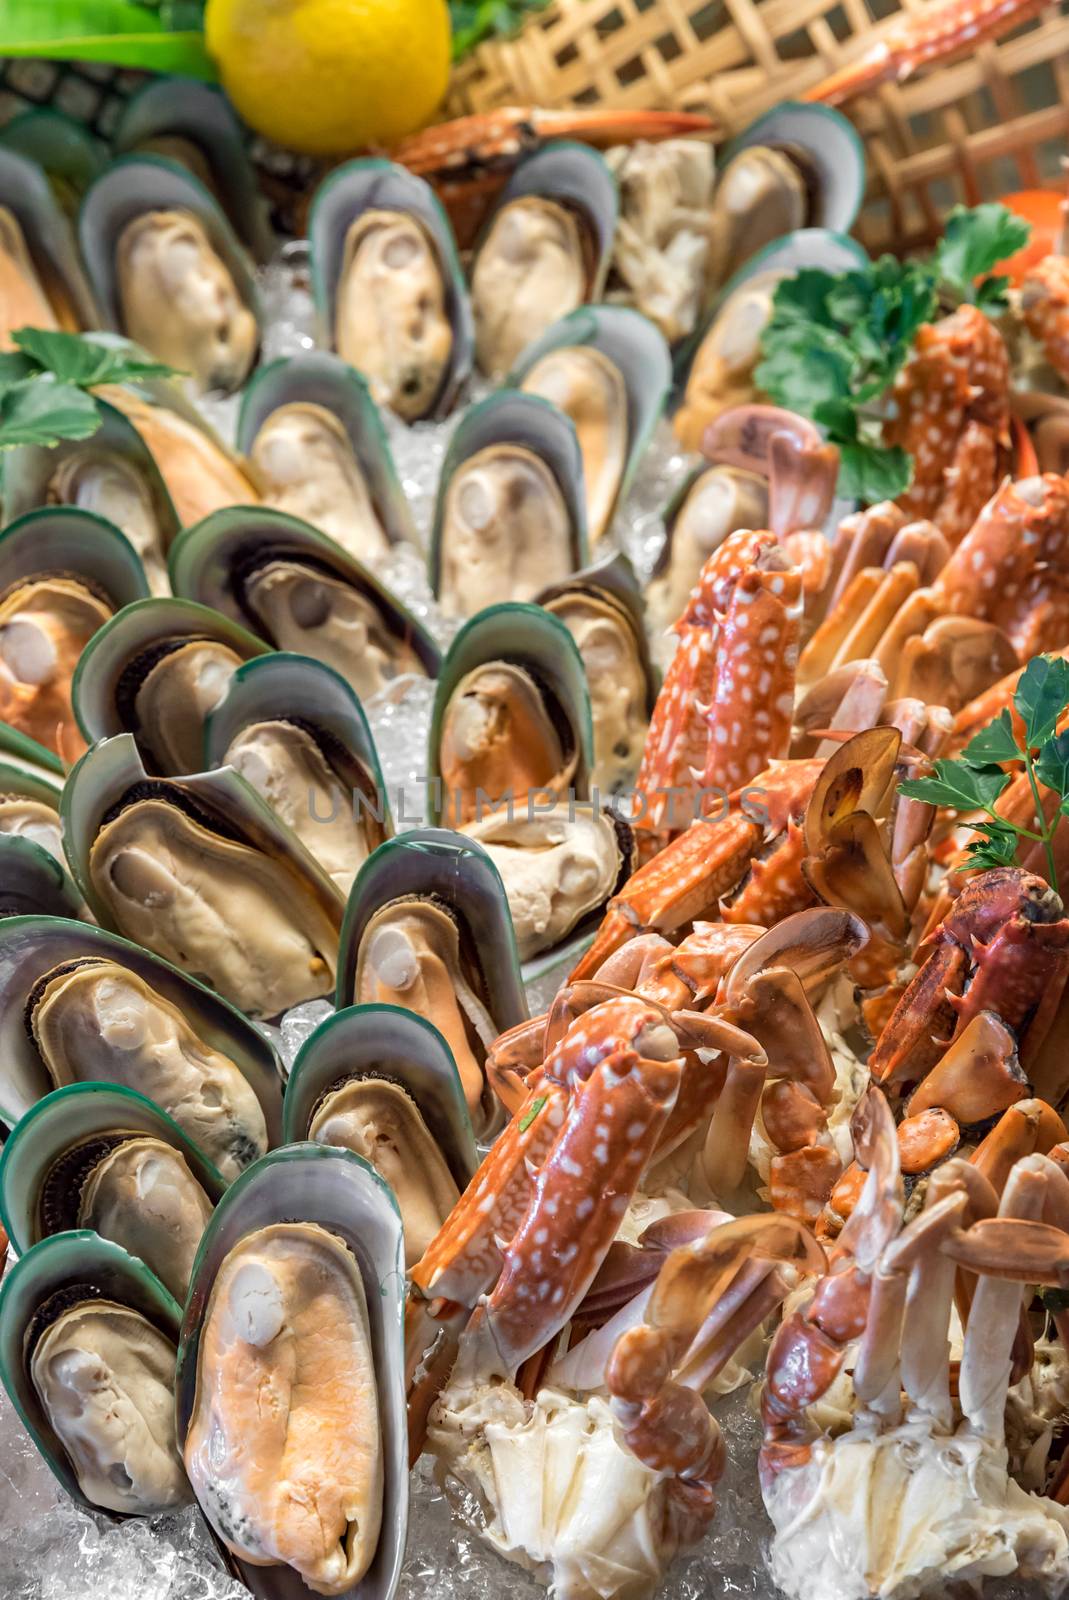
xmin=1036 ymin=728 xmax=1069 ymax=796
xmin=935 ymin=203 xmax=1031 ymax=304
xmin=838 ymin=442 xmax=912 ymax=503
xmin=0 ymin=352 xmax=35 ymax=392
xmin=11 ymin=328 xmax=179 ymax=387
xmin=962 ymin=820 xmax=1024 ymax=872
xmin=962 ymin=709 xmax=1022 ymax=766
xmin=1013 ymin=655 xmax=1069 ymax=748
xmin=0 ymin=378 xmax=99 ymax=451
xmin=899 ymin=758 xmax=1011 ymax=812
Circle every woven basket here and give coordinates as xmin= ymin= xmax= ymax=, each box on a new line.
xmin=445 ymin=0 xmax=1069 ymax=253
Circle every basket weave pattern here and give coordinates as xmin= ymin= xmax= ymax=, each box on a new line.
xmin=445 ymin=0 xmax=1069 ymax=253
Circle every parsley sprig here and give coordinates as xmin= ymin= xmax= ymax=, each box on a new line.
xmin=755 ymin=203 xmax=1031 ymax=504
xmin=0 ymin=329 xmax=179 ymax=452
xmin=899 ymin=654 xmax=1069 ymax=891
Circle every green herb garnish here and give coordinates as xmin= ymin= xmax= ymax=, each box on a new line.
xmin=756 ymin=203 xmax=1032 ymax=503
xmin=518 ymin=1094 xmax=547 ymax=1132
xmin=899 ymin=654 xmax=1069 ymax=891
xmin=0 ymin=330 xmax=180 ymax=453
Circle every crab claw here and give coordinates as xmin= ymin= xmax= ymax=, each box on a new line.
xmin=701 ymin=404 xmax=839 ymax=538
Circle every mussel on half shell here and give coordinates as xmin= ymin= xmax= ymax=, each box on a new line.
xmin=470 ymin=141 xmax=617 ymax=378
xmin=168 ymin=507 xmax=442 ymax=703
xmin=286 ymin=1002 xmax=477 ymax=1270
xmin=79 ymin=156 xmax=261 ymax=394
xmin=431 ymin=391 xmax=586 ymax=621
xmin=309 ymin=159 xmax=473 ymax=422
xmin=237 ymin=353 xmax=416 ymax=567
xmin=62 ymin=735 xmax=344 ymax=1019
xmin=176 ymin=1147 xmax=408 ymax=1598
xmin=0 ymin=1233 xmax=189 ymax=1517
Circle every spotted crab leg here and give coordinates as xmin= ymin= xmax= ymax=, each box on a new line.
xmin=805 ymin=0 xmax=1046 ymax=107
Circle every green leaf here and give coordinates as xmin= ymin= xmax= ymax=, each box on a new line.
xmin=974 ymin=274 xmax=1012 ymax=314
xmin=961 ymin=709 xmax=1022 ymax=767
xmin=1036 ymin=729 xmax=1069 ymax=798
xmin=0 ymin=353 xmax=35 ymax=393
xmin=961 ymin=820 xmax=1024 ymax=872
xmin=0 ymin=0 xmax=215 ymax=77
xmin=935 ymin=203 xmax=1031 ymax=303
xmin=899 ymin=757 xmax=1011 ymax=813
xmin=450 ymin=0 xmax=551 ymax=57
xmin=11 ymin=328 xmax=180 ymax=387
xmin=0 ymin=378 xmax=100 ymax=451
xmin=837 ymin=441 xmax=912 ymax=503
xmin=518 ymin=1094 xmax=547 ymax=1133
xmin=1013 ymin=655 xmax=1069 ymax=748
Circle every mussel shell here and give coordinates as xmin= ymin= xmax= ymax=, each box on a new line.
xmin=72 ymin=596 xmax=271 ymax=767
xmin=427 ymin=602 xmax=594 ymax=824
xmin=61 ymin=734 xmax=345 ymax=1004
xmin=2 ymin=398 xmax=181 ymax=583
xmin=719 ymin=102 xmax=865 ymax=236
xmin=284 ymin=1002 xmax=477 ymax=1191
xmin=429 ymin=390 xmax=589 ymax=604
xmin=175 ymin=1145 xmax=408 ymax=1600
xmin=0 ymin=724 xmax=65 ymax=784
xmin=510 ymin=305 xmax=672 ymax=538
xmin=237 ymin=353 xmax=416 ymax=548
xmin=0 ymin=913 xmax=283 ymax=1134
xmin=0 ymin=836 xmax=83 ymax=920
xmin=479 ymin=141 xmax=618 ymax=301
xmin=0 ymin=507 xmax=150 ymax=613
xmin=537 ymin=548 xmax=658 ymax=716
xmin=204 ymin=650 xmax=392 ymax=830
xmin=168 ymin=506 xmax=442 ymax=681
xmin=0 ymin=110 xmax=105 ymax=204
xmin=114 ymin=79 xmax=274 ymax=262
xmin=337 ymin=830 xmax=526 ymax=1028
xmin=78 ymin=154 xmax=262 ymax=369
xmin=0 ymin=145 xmax=99 ymax=329
xmin=0 ymin=1230 xmax=182 ymax=1518
xmin=0 ymin=1081 xmax=226 ymax=1256
xmin=309 ymin=158 xmax=473 ymax=421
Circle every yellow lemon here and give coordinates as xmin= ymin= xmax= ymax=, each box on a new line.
xmin=204 ymin=0 xmax=451 ymax=156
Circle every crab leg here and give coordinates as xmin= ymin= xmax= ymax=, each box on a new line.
xmin=805 ymin=0 xmax=1046 ymax=107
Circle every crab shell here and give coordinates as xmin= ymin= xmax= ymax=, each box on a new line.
xmin=73 ymin=596 xmax=271 ymax=777
xmin=79 ymin=155 xmax=262 ymax=394
xmin=204 ymin=651 xmax=392 ymax=898
xmin=428 ymin=602 xmax=594 ymax=829
xmin=113 ymin=79 xmax=274 ymax=262
xmin=673 ymin=229 xmax=868 ymax=451
xmin=238 ymin=352 xmax=417 ymax=565
xmin=284 ymin=1002 xmax=478 ymax=1267
xmin=538 ymin=550 xmax=658 ymax=796
xmin=0 ymin=1230 xmax=187 ymax=1518
xmin=337 ymin=830 xmax=527 ymax=1138
xmin=3 ymin=399 xmax=182 ymax=599
xmin=0 ymin=1082 xmax=226 ymax=1302
xmin=469 ymin=141 xmax=619 ymax=378
xmin=167 ymin=506 xmax=442 ymax=703
xmin=0 ymin=145 xmax=99 ymax=344
xmin=175 ymin=1145 xmax=408 ymax=1600
xmin=511 ymin=304 xmax=672 ymax=546
xmin=430 ymin=390 xmax=588 ymax=620
xmin=61 ymin=733 xmax=344 ymax=1019
xmin=310 ymin=158 xmax=473 ymax=422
